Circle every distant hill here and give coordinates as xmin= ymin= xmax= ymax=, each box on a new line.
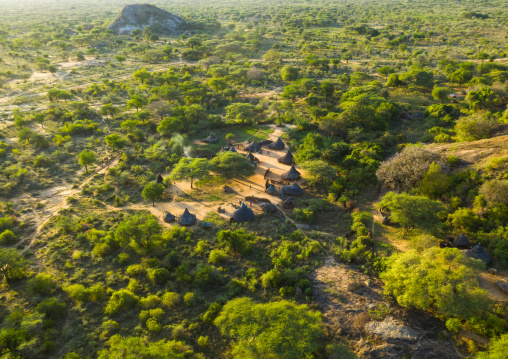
xmin=107 ymin=4 xmax=184 ymax=34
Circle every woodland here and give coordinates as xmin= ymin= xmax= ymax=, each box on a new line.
xmin=0 ymin=0 xmax=507 ymax=358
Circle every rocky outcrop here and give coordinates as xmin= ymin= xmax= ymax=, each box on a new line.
xmin=108 ymin=4 xmax=184 ymax=34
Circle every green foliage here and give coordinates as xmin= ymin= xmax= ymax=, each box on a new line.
xmin=27 ymin=273 xmax=55 ymax=296
xmin=214 ymin=298 xmax=322 ymax=359
xmin=104 ymin=290 xmax=139 ymax=315
xmin=479 ymin=180 xmax=508 ymax=206
xmin=381 ymin=247 xmax=489 ymax=319
xmin=97 ymin=335 xmax=193 ymax=358
xmin=379 ymin=192 xmax=446 ymax=231
xmin=477 ymin=334 xmax=508 ymax=359
xmin=210 ymin=152 xmax=255 ymax=178
xmin=455 ymin=112 xmax=497 ymax=141
xmin=170 ymin=158 xmax=210 ymax=188
xmin=0 ymin=249 xmax=28 ymax=281
xmin=78 ymin=150 xmax=96 ymax=173
xmin=141 ymin=182 xmax=165 ymax=207
xmin=0 ymin=229 xmax=17 ymax=245
xmin=35 ymin=298 xmax=66 ymax=319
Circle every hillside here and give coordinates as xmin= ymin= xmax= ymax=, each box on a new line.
xmin=107 ymin=4 xmax=184 ymax=34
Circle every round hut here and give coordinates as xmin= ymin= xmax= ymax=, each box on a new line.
xmin=229 ymin=146 xmax=237 ymax=153
xmin=465 ymin=244 xmax=492 ymax=265
xmin=179 ymin=208 xmax=196 ymax=226
xmin=266 ymin=184 xmax=277 ymax=195
xmin=245 ymin=152 xmax=256 ymax=161
xmin=281 ymin=164 xmax=301 ymax=181
xmin=282 ymin=182 xmax=304 ymax=196
xmin=163 ymin=212 xmax=175 ymax=223
xmin=260 ymin=202 xmax=277 ymax=213
xmin=278 ymin=150 xmax=294 ymax=165
xmin=268 ymin=137 xmax=285 ymax=150
xmin=202 ymin=133 xmax=218 ymax=143
xmin=233 ymin=203 xmax=254 ymax=222
xmin=245 ymin=141 xmax=261 ymax=152
xmin=452 ymin=233 xmax=471 ymax=249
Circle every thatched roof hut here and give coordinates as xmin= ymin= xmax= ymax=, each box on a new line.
xmin=452 ymin=233 xmax=471 ymax=249
xmin=202 ymin=133 xmax=218 ymax=143
xmin=268 ymin=137 xmax=285 ymax=150
xmin=245 ymin=141 xmax=260 ymax=152
xmin=281 ymin=164 xmax=301 ymax=181
xmin=179 ymin=208 xmax=196 ymax=226
xmin=282 ymin=182 xmax=304 ymax=196
xmin=278 ymin=150 xmax=294 ymax=165
xmin=245 ymin=152 xmax=256 ymax=161
xmin=465 ymin=244 xmax=492 ymax=265
xmin=233 ymin=203 xmax=254 ymax=222
xmin=260 ymin=202 xmax=277 ymax=213
xmin=266 ymin=184 xmax=277 ymax=195
xmin=229 ymin=146 xmax=237 ymax=153
xmin=156 ymin=174 xmax=164 ymax=184
xmin=163 ymin=212 xmax=175 ymax=223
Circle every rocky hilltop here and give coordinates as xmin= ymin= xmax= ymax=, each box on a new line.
xmin=108 ymin=4 xmax=184 ymax=34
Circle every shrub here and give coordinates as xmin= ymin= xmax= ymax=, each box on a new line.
xmin=104 ymin=290 xmax=139 ymax=315
xmin=162 ymin=292 xmax=181 ymax=308
xmin=479 ymin=180 xmax=508 ymax=206
xmin=35 ymin=298 xmax=66 ymax=319
xmin=147 ymin=268 xmax=169 ymax=285
xmin=27 ymin=273 xmax=55 ymax=295
xmin=0 ymin=230 xmax=17 ymax=245
xmin=455 ymin=112 xmax=497 ymax=141
xmin=183 ymin=292 xmax=195 ymax=306
xmin=197 ymin=336 xmax=209 ymax=346
xmin=446 ymin=318 xmax=462 ymax=333
xmin=477 ymin=333 xmax=508 ymax=359
xmin=140 ymin=295 xmax=161 ymax=309
xmin=146 ymin=318 xmax=162 ymax=332
xmin=208 ymin=249 xmax=228 ymax=264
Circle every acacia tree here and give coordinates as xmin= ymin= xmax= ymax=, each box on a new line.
xmin=114 ymin=214 xmax=162 ymax=251
xmin=142 ymin=182 xmax=165 ymax=207
xmin=78 ymin=150 xmax=96 ymax=173
xmin=214 ymin=298 xmax=322 ymax=359
xmin=432 ymin=87 xmax=449 ymax=104
xmin=225 ymin=103 xmax=256 ymax=125
xmin=133 ymin=67 xmax=151 ymax=84
xmin=100 ymin=103 xmax=121 ymax=119
xmin=381 ymin=247 xmax=490 ymax=319
xmin=169 ymin=158 xmax=210 ymax=188
xmin=210 ymin=152 xmax=254 ymax=178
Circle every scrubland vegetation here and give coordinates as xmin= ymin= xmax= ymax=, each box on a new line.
xmin=0 ymin=0 xmax=507 ymax=358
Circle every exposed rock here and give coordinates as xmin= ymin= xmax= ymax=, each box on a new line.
xmin=365 ymin=316 xmax=420 ymax=344
xmin=497 ymin=279 xmax=508 ymax=294
xmin=108 ymin=4 xmax=184 ymax=34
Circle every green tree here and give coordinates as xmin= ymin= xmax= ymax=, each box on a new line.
xmin=381 ymin=247 xmax=490 ymax=318
xmin=454 ymin=112 xmax=496 ymax=141
xmin=225 ymin=103 xmax=256 ymax=125
xmin=142 ymin=182 xmax=165 ymax=207
xmin=169 ymin=158 xmax=210 ymax=188
xmin=133 ymin=68 xmax=151 ymax=84
xmin=210 ymin=152 xmax=254 ymax=178
xmin=280 ymin=65 xmax=299 ymax=81
xmin=377 ymin=66 xmax=395 ymax=79
xmin=477 ymin=334 xmax=508 ymax=359
xmin=126 ymin=95 xmax=148 ymax=112
xmin=479 ymin=180 xmax=508 ymax=206
xmin=78 ymin=150 xmax=96 ymax=173
xmin=432 ymin=87 xmax=449 ymax=104
xmin=105 ymin=134 xmax=126 ymax=152
xmin=0 ymin=248 xmax=29 ymax=281
xmin=300 ymin=160 xmax=336 ymax=189
xmin=98 ymin=335 xmax=192 ymax=358
xmin=114 ymin=55 xmax=126 ymax=63
xmin=115 ymin=214 xmax=162 ymax=251
xmin=100 ymin=103 xmax=121 ymax=119
xmin=281 ymin=84 xmax=305 ymax=103
xmin=342 ymin=51 xmax=353 ymax=63
xmin=214 ymin=298 xmax=322 ymax=359
xmin=379 ymin=192 xmax=446 ymax=231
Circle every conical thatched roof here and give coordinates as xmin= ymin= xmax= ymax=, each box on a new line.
xmin=245 ymin=152 xmax=255 ymax=161
xmin=163 ymin=212 xmax=175 ymax=223
xmin=281 ymin=164 xmax=301 ymax=180
xmin=245 ymin=141 xmax=260 ymax=152
xmin=278 ymin=150 xmax=294 ymax=165
xmin=268 ymin=137 xmax=285 ymax=150
xmin=229 ymin=146 xmax=237 ymax=153
xmin=233 ymin=203 xmax=254 ymax=222
xmin=156 ymin=174 xmax=164 ymax=184
xmin=465 ymin=244 xmax=492 ymax=265
xmin=203 ymin=132 xmax=218 ymax=143
xmin=266 ymin=184 xmax=277 ymax=195
xmin=282 ymin=182 xmax=304 ymax=196
xmin=260 ymin=202 xmax=277 ymax=213
xmin=452 ymin=233 xmax=471 ymax=248
xmin=179 ymin=208 xmax=196 ymax=226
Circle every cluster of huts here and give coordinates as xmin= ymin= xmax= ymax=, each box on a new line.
xmin=163 ymin=202 xmax=255 ymax=227
xmin=441 ymin=233 xmax=492 ymax=265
